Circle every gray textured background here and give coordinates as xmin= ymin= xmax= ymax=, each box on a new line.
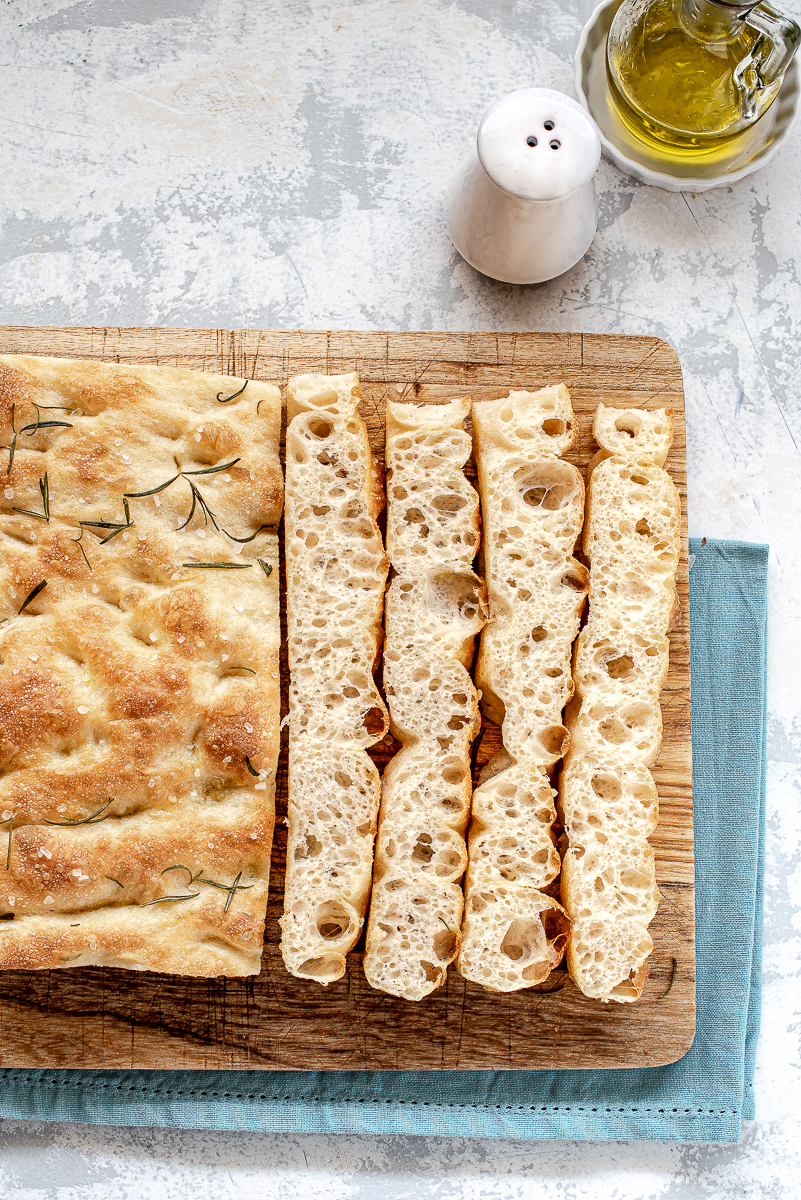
xmin=1 ymin=0 xmax=801 ymax=1194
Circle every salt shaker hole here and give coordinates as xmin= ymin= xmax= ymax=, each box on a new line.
xmin=526 ymin=136 xmax=538 ymax=147
xmin=544 ymin=120 xmax=555 ymax=131
xmin=550 ymin=140 xmax=561 ymax=149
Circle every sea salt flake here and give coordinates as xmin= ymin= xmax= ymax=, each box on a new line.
xmin=1 ymin=811 xmax=13 ymax=821
xmin=148 ymin=633 xmax=158 ymax=642
xmin=221 ymin=653 xmax=230 ymax=661
xmin=77 ymin=706 xmax=89 ymax=714
xmin=91 ymin=585 xmax=99 ymax=594
xmin=3 ymin=488 xmax=13 ymax=498
xmin=29 ymin=654 xmax=38 ymax=662
xmin=72 ymin=869 xmax=82 ymax=877
xmin=44 ymin=895 xmax=55 ymax=905
xmin=194 ymin=768 xmax=201 ymax=777
xmin=244 ymin=722 xmax=253 ymax=733
xmin=255 ymin=782 xmax=267 ymax=791
xmin=235 ymin=604 xmax=244 ymax=613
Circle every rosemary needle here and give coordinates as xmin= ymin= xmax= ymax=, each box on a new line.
xmin=437 ymin=916 xmax=453 ymax=933
xmin=18 ymin=580 xmax=47 ymax=614
xmin=216 ymin=381 xmax=248 ymax=404
xmin=245 ymin=757 xmax=259 ymax=777
xmin=257 ymin=558 xmax=273 ymax=577
xmin=181 ymin=562 xmax=252 ymax=570
xmin=44 ymin=798 xmax=113 ymax=827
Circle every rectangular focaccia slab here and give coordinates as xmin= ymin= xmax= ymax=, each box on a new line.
xmin=0 ymin=356 xmax=283 ymax=976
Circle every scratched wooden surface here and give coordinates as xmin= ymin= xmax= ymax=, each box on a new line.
xmin=0 ymin=327 xmax=694 ymax=1071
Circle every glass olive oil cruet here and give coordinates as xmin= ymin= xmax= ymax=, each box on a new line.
xmin=607 ymin=0 xmax=800 ymax=153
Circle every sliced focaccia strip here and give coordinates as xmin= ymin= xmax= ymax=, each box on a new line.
xmin=386 ymin=398 xmax=479 ymax=569
xmin=458 ymin=884 xmax=570 ymax=993
xmin=0 ymin=356 xmax=283 ymax=976
xmin=561 ymin=834 xmax=660 ymax=925
xmin=383 ymin=571 xmax=484 ymax=744
xmin=364 ymin=399 xmax=485 ymax=1000
xmin=376 ymin=741 xmax=473 ymax=830
xmin=363 ymin=876 xmax=465 ymax=1002
xmin=281 ymin=372 xmax=389 ymax=984
xmin=561 ymin=406 xmax=679 ymax=1003
xmin=457 ymin=387 xmax=583 ymax=993
xmin=593 ymin=403 xmax=674 ymax=467
xmin=583 ymin=457 xmax=680 ymax=638
xmin=573 ymin=626 xmax=670 ymax=704
xmin=466 ymin=763 xmax=560 ymax=891
xmin=471 ymin=396 xmax=586 ymax=767
xmin=284 ymin=374 xmax=389 ymax=748
xmin=559 ymin=756 xmax=659 ymax=843
xmin=280 ymin=746 xmax=380 ymax=984
xmin=567 ymin=916 xmax=654 ymax=1003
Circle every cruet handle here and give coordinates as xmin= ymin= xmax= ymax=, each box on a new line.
xmin=746 ymin=2 xmax=801 ymax=87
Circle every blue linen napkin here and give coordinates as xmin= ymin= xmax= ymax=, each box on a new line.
xmin=0 ymin=539 xmax=768 ymax=1143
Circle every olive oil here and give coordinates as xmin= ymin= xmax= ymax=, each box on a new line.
xmin=606 ymin=0 xmax=788 ymax=155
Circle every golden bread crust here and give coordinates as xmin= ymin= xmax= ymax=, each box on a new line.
xmin=0 ymin=356 xmax=283 ymax=976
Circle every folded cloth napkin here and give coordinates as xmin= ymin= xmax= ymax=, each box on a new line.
xmin=0 ymin=539 xmax=768 ymax=1142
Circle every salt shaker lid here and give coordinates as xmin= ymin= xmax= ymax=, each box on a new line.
xmin=477 ymin=88 xmax=601 ymax=202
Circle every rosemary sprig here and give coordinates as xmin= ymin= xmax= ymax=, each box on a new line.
xmin=0 ymin=814 xmax=13 ymax=871
xmin=216 ymin=381 xmax=248 ymax=404
xmin=157 ymin=864 xmax=252 ymax=913
xmin=125 ymin=460 xmax=264 ymax=543
xmin=181 ymin=562 xmax=252 ymax=570
xmin=245 ymin=757 xmax=259 ymax=777
xmin=177 ymin=481 xmax=220 ymax=532
xmin=160 ymin=865 xmax=200 ymax=884
xmin=44 ymin=798 xmax=113 ymax=827
xmin=124 ymin=473 xmax=181 ymax=499
xmin=4 ymin=404 xmax=17 ymax=475
xmin=104 ymin=876 xmax=124 ymax=889
xmin=224 ymin=524 xmax=268 ymax=544
xmin=181 ymin=458 xmax=241 ymax=477
xmin=12 ymin=472 xmax=50 ymax=522
xmin=142 ymin=893 xmax=200 ymax=906
xmin=18 ymin=580 xmax=47 ymax=614
xmin=257 ymin=558 xmax=273 ymax=577
xmin=20 ymin=405 xmax=74 ymax=437
xmin=80 ymin=498 xmax=133 ymax=545
xmin=72 ymin=529 xmax=92 ymax=571
xmin=224 ymin=870 xmax=250 ymax=913
xmin=662 ymin=957 xmax=678 ymax=999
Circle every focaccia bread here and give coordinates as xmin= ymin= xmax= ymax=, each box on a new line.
xmin=280 ymin=372 xmax=389 ymax=985
xmin=561 ymin=405 xmax=680 ymax=1003
xmin=0 ymin=355 xmax=283 ymax=975
xmin=363 ymin=398 xmax=486 ymax=1001
xmin=457 ymin=386 xmax=580 ymax=992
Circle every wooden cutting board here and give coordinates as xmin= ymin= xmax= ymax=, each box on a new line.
xmin=0 ymin=326 xmax=694 ymax=1071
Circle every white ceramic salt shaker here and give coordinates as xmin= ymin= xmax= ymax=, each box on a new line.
xmin=444 ymin=88 xmax=601 ymax=285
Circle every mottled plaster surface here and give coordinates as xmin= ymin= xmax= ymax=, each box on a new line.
xmin=1 ymin=0 xmax=801 ymax=1195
